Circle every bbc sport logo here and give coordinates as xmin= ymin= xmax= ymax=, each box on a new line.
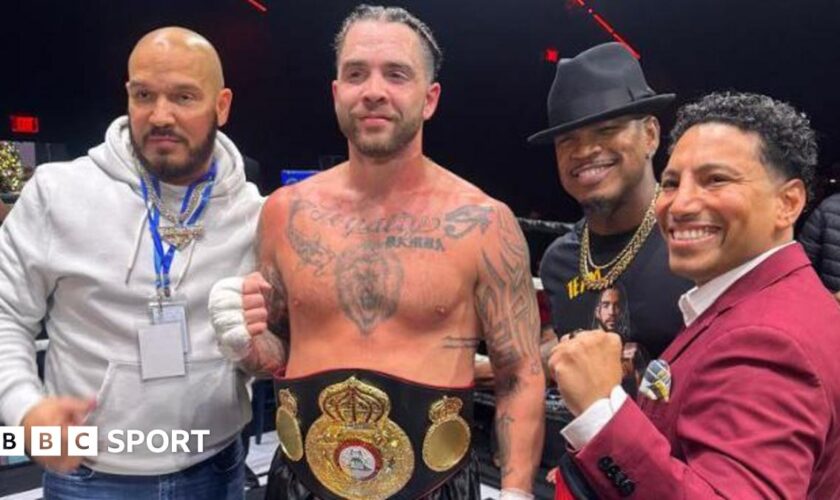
xmin=1 ymin=426 xmax=210 ymax=456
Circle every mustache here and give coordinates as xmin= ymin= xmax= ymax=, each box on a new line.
xmin=144 ymin=127 xmax=186 ymax=142
xmin=352 ymin=111 xmax=397 ymax=120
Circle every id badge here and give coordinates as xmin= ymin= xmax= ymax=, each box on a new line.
xmin=148 ymin=295 xmax=190 ymax=354
xmin=137 ymin=294 xmax=189 ymax=381
xmin=138 ymin=323 xmax=186 ymax=380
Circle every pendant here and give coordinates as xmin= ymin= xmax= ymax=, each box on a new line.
xmin=160 ymin=224 xmax=203 ymax=250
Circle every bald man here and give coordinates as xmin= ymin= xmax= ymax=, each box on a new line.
xmin=0 ymin=27 xmax=262 ymax=499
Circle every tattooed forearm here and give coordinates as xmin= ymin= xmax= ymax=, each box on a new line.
xmin=287 ymin=199 xmax=335 ymax=275
xmin=477 ymin=206 xmax=545 ymax=491
xmin=335 ymin=243 xmax=403 ymax=335
xmin=496 ymin=413 xmax=514 ymax=478
xmin=442 ymin=335 xmax=481 ymax=350
xmin=496 ymin=374 xmax=521 ymax=398
xmin=239 ymin=329 xmax=287 ymax=377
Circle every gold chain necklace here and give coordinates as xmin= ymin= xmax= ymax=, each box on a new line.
xmin=578 ymin=185 xmax=661 ymax=291
xmin=137 ymin=166 xmax=208 ymax=224
xmin=136 ymin=166 xmax=209 ymax=249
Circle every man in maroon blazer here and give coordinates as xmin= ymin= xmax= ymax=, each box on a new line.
xmin=548 ymin=91 xmax=840 ymax=498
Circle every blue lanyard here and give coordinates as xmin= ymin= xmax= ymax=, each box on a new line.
xmin=139 ymin=161 xmax=217 ymax=297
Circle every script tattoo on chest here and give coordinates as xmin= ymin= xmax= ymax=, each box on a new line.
xmin=311 ymin=207 xmax=441 ymax=237
xmin=291 ymin=199 xmax=492 ymax=250
xmin=285 ymin=197 xmax=495 ymax=334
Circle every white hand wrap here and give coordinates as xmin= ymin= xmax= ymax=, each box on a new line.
xmin=208 ymin=276 xmax=252 ymax=361
xmin=500 ymin=489 xmax=534 ymax=500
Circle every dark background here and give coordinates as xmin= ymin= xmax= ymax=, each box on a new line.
xmin=3 ymin=0 xmax=840 ymax=221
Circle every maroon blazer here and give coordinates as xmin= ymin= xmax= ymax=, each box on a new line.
xmin=572 ymin=244 xmax=840 ymax=499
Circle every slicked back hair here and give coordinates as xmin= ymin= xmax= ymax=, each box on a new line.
xmin=333 ymin=4 xmax=443 ymax=82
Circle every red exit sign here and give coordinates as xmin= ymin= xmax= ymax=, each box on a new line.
xmin=10 ymin=115 xmax=39 ymax=134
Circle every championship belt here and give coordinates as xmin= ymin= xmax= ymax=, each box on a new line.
xmin=274 ymin=369 xmax=474 ymax=500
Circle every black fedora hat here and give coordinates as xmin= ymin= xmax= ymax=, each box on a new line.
xmin=527 ymin=43 xmax=674 ymax=144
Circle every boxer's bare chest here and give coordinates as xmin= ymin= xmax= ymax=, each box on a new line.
xmin=277 ymin=195 xmax=495 ymax=334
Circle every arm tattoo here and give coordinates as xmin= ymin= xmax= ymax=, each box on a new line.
xmin=335 ymin=242 xmax=403 ymax=335
xmin=477 ymin=207 xmax=542 ymax=380
xmin=286 ymin=198 xmax=335 ymax=276
xmin=495 ymin=413 xmax=514 ymax=478
xmin=496 ymin=374 xmax=521 ymax=399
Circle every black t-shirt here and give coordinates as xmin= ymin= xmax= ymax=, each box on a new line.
xmin=539 ymin=220 xmax=692 ymax=358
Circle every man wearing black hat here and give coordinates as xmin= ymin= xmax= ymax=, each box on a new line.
xmin=530 ymin=43 xmax=691 ymax=370
xmin=524 ymin=42 xmax=691 ymax=496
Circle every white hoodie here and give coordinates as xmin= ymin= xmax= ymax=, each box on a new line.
xmin=0 ymin=117 xmax=263 ymax=474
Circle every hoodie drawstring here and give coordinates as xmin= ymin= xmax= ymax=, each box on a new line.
xmin=172 ymin=238 xmax=197 ymax=292
xmin=125 ymin=210 xmax=148 ymax=285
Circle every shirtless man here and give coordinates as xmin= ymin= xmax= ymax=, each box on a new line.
xmin=210 ymin=5 xmax=544 ymax=499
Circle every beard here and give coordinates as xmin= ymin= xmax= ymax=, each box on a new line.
xmin=337 ymin=109 xmax=422 ymax=159
xmin=580 ymin=170 xmax=644 ymax=218
xmin=129 ymin=120 xmax=216 ymax=183
xmin=581 ymin=196 xmax=618 ymax=217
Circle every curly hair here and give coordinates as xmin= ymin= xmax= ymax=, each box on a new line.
xmin=669 ymin=92 xmax=817 ymax=198
xmin=333 ymin=4 xmax=443 ymax=82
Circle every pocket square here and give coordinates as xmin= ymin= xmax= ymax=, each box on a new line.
xmin=639 ymin=359 xmax=671 ymax=402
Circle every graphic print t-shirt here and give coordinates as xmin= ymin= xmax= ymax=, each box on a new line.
xmin=539 ymin=221 xmax=692 ymax=358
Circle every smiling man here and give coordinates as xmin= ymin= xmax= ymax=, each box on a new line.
xmin=529 ymin=43 xmax=692 ymax=366
xmin=548 ymin=92 xmax=840 ymax=498
xmin=0 ymin=27 xmax=262 ymax=499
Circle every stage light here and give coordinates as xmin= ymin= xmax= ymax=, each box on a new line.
xmin=571 ymin=0 xmax=640 ymax=59
xmin=243 ymin=0 xmax=267 ymax=13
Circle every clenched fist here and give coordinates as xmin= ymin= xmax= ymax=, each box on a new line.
xmin=209 ymin=272 xmax=272 ymax=360
xmin=208 ymin=272 xmax=286 ymax=375
xmin=547 ymin=329 xmax=623 ymax=416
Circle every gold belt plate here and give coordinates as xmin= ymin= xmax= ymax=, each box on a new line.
xmin=422 ymin=396 xmax=471 ymax=471
xmin=275 ymin=389 xmax=304 ymax=462
xmin=304 ymin=376 xmax=414 ymax=500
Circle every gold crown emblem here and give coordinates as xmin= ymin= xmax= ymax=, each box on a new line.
xmin=318 ymin=376 xmax=391 ymax=425
xmin=278 ymin=389 xmax=298 ymax=415
xmin=428 ymin=396 xmax=463 ymax=423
